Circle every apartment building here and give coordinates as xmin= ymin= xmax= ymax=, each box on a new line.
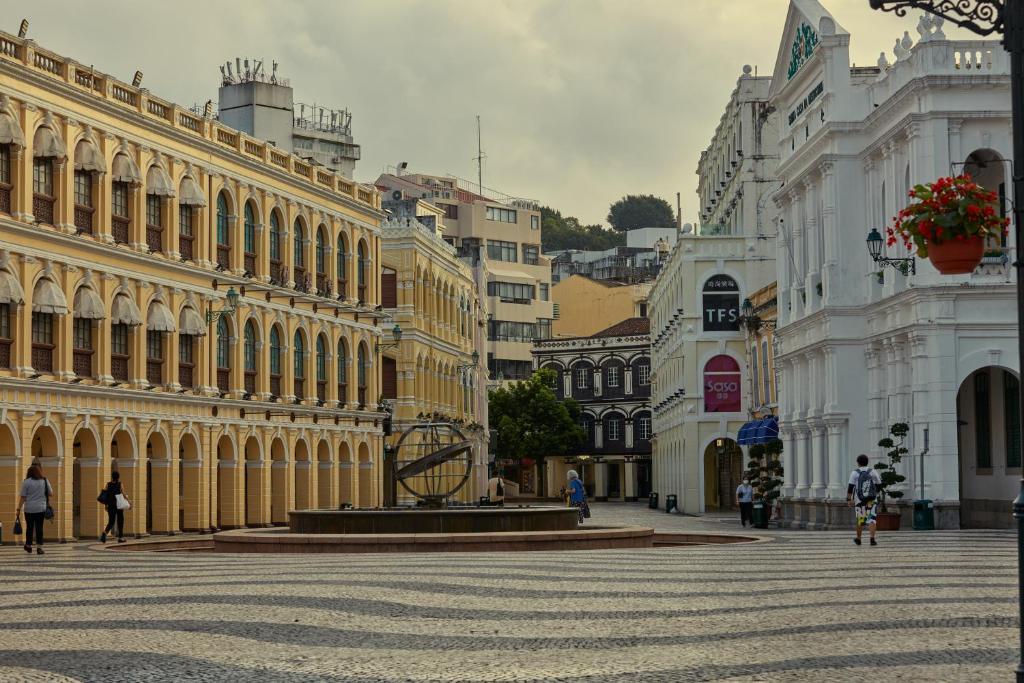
xmin=376 ymin=169 xmax=553 ymax=383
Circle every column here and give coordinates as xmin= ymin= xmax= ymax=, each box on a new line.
xmin=825 ymin=419 xmax=846 ymax=499
xmin=809 ymin=420 xmax=826 ymax=498
xmin=624 ymin=460 xmax=638 ymax=501
xmin=594 ymin=461 xmax=607 ymax=500
xmin=793 ymin=426 xmax=809 ymax=499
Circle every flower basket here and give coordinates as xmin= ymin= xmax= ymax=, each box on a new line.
xmin=926 ymin=235 xmax=986 ymax=274
xmin=887 ymin=175 xmax=1008 ymax=275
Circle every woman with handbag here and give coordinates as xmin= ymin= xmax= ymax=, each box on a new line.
xmin=15 ymin=464 xmax=52 ymax=555
xmin=99 ymin=471 xmax=129 ymax=543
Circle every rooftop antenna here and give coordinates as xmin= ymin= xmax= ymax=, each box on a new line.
xmin=271 ymin=61 xmax=278 ymax=84
xmin=225 ymin=61 xmax=233 ymax=81
xmin=474 ymin=115 xmax=486 ymax=196
xmin=235 ymin=57 xmax=242 ymax=81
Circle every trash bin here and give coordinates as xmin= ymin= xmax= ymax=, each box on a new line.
xmin=665 ymin=494 xmax=678 ymax=514
xmin=913 ymin=499 xmax=934 ymax=530
xmin=751 ymin=501 xmax=769 ymax=529
xmin=648 ymin=492 xmax=659 ymax=510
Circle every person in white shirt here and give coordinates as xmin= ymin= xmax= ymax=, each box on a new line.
xmin=846 ymin=453 xmax=884 ymax=546
xmin=735 ymin=479 xmax=754 ymax=527
xmin=486 ymin=474 xmax=505 ymax=507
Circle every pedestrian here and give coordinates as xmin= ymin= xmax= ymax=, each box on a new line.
xmin=736 ymin=478 xmax=754 ymax=527
xmin=99 ymin=471 xmax=128 ymax=543
xmin=847 ymin=453 xmax=883 ymax=546
xmin=486 ymin=473 xmax=505 ymax=507
xmin=15 ymin=464 xmax=52 ymax=555
xmin=567 ymin=469 xmax=588 ymax=523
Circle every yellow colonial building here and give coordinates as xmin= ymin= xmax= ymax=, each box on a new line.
xmin=379 ymin=198 xmax=489 ymax=503
xmin=0 ymin=30 xmax=389 ymax=541
xmin=551 ymin=274 xmax=651 ymax=338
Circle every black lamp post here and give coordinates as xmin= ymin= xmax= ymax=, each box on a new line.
xmin=869 ymin=3 xmax=1023 ymax=679
xmin=375 ymin=323 xmax=402 ymax=353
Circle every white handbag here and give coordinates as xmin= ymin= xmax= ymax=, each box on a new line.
xmin=115 ymin=493 xmax=131 ymax=510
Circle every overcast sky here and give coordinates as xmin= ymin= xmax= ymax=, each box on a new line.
xmin=15 ymin=1 xmax=975 ymax=226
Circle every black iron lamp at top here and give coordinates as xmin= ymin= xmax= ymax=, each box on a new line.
xmin=457 ymin=350 xmax=480 ymax=372
xmin=375 ymin=323 xmax=402 ymax=353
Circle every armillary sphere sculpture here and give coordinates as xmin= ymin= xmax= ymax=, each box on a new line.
xmin=393 ymin=422 xmax=473 ymax=508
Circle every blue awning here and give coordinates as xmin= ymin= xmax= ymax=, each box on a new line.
xmin=755 ymin=416 xmax=780 ymax=444
xmin=737 ymin=420 xmax=758 ymax=445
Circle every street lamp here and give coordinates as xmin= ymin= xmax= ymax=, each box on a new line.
xmin=865 ymin=228 xmax=916 ymax=275
xmin=206 ymin=287 xmax=240 ymax=324
xmin=457 ymin=350 xmax=480 ymax=372
xmin=375 ymin=323 xmax=402 ymax=353
xmin=738 ymin=297 xmax=777 ymax=333
xmin=868 ymin=3 xmax=1022 ymax=679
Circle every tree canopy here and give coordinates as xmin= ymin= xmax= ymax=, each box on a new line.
xmin=607 ymin=194 xmax=676 ymax=232
xmin=540 ymin=206 xmax=625 ymax=252
xmin=488 ymin=369 xmax=584 ymax=465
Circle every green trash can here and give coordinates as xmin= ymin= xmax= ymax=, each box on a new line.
xmin=648 ymin=492 xmax=659 ymax=510
xmin=665 ymin=494 xmax=678 ymax=513
xmin=751 ymin=502 xmax=769 ymax=529
xmin=913 ymin=500 xmax=934 ymax=530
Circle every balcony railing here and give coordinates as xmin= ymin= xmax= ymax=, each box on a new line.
xmin=294 ymin=378 xmax=304 ymax=399
xmin=146 ymin=360 xmax=162 ymax=386
xmin=0 ymin=183 xmax=10 ymax=214
xmin=33 ymin=194 xmax=54 ymax=225
xmin=245 ymin=371 xmax=256 ymax=396
xmin=317 ymin=380 xmax=327 ymax=402
xmin=32 ymin=345 xmax=53 ymax=373
xmin=244 ymin=252 xmax=256 ymax=275
xmin=269 ymin=261 xmax=284 ymax=285
xmin=178 ymin=363 xmax=194 ymax=389
xmin=270 ymin=374 xmax=281 ymax=397
xmin=179 ymin=234 xmax=193 ymax=261
xmin=216 ymin=245 xmax=230 ymax=270
xmin=337 ymin=383 xmax=347 ymax=406
xmin=74 ymin=205 xmax=94 ymax=234
xmin=216 ymin=368 xmax=229 ymax=393
xmin=111 ymin=216 xmax=129 ymax=244
xmin=111 ymin=355 xmax=128 ymax=382
xmin=73 ymin=349 xmax=92 ymax=377
xmin=146 ymin=225 xmax=162 ymax=252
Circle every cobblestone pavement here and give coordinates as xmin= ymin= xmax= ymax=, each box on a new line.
xmin=0 ymin=503 xmax=1017 ymax=682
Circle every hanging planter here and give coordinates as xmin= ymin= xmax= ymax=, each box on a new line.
xmin=887 ymin=174 xmax=1008 ymax=275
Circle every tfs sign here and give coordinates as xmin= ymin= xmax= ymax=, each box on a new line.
xmin=702 ymin=274 xmax=740 ymax=332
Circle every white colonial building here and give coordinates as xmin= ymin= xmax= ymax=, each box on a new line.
xmin=649 ymin=69 xmax=780 ymax=515
xmin=770 ymin=0 xmax=1017 ymax=528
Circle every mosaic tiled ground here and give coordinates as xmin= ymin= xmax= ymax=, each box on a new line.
xmin=0 ymin=503 xmax=1017 ymax=682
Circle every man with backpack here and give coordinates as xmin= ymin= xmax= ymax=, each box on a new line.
xmin=846 ymin=453 xmax=883 ymax=546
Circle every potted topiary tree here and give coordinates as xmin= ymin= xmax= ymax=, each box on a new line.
xmin=874 ymin=422 xmax=909 ymax=531
xmin=744 ymin=440 xmax=784 ymax=528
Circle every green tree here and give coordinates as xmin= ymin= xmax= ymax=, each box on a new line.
xmin=540 ymin=206 xmax=624 ymax=252
xmin=607 ymin=194 xmax=676 ymax=232
xmin=489 ymin=368 xmax=585 ymax=493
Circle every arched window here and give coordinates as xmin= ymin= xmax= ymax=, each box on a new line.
xmin=73 ymin=164 xmax=95 ymax=234
xmin=357 ymin=343 xmax=368 ymax=407
xmin=178 ymin=331 xmax=195 ymax=389
xmin=111 ymin=322 xmax=130 ymax=383
xmin=293 ymin=330 xmax=306 ymax=398
xmin=268 ymin=212 xmax=284 ymax=286
xmin=0 ymin=142 xmax=13 ymax=216
xmin=145 ymin=193 xmax=163 ymax=253
xmin=216 ymin=193 xmax=230 ymax=270
xmin=357 ymin=241 xmax=368 ymax=303
xmin=604 ymin=412 xmax=623 ymax=443
xmin=761 ymin=338 xmax=771 ymax=405
xmin=269 ymin=326 xmax=282 ymax=397
xmin=336 ymin=234 xmax=348 ymax=298
xmin=315 ymin=228 xmax=329 ymax=296
xmin=216 ymin=317 xmax=230 ymax=393
xmin=751 ymin=343 xmax=760 ymax=407
xmin=243 ymin=202 xmax=257 ymax=275
xmin=337 ymin=337 xmax=349 ymax=404
xmin=316 ymin=335 xmax=327 ymax=402
xmin=580 ymin=414 xmax=594 ymax=447
xmin=31 ymin=311 xmax=54 ymax=373
xmin=293 ymin=219 xmax=307 ymax=291
xmin=244 ymin=320 xmax=257 ymax=395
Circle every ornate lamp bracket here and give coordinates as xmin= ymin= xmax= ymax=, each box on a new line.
xmin=868 ymin=1 xmax=1004 ymax=37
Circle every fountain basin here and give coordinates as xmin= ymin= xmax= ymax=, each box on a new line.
xmin=288 ymin=506 xmax=580 ymax=535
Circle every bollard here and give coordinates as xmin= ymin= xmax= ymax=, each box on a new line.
xmin=665 ymin=494 xmax=678 ymax=514
xmin=648 ymin=492 xmax=659 ymax=510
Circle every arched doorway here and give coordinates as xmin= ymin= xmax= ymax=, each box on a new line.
xmin=216 ymin=434 xmax=239 ymax=529
xmin=338 ymin=441 xmax=353 ymax=506
xmin=178 ymin=432 xmax=201 ymax=531
xmin=357 ymin=442 xmax=373 ymax=508
xmin=317 ymin=439 xmax=333 ymax=509
xmin=146 ymin=431 xmax=171 ymax=534
xmin=244 ymin=436 xmax=264 ymax=526
xmin=71 ymin=427 xmax=99 ymax=538
xmin=958 ymin=366 xmax=1020 ymax=528
xmin=110 ymin=429 xmax=136 ymax=536
xmin=0 ymin=422 xmax=18 ymax=537
xmin=270 ymin=437 xmax=288 ymax=525
xmin=294 ymin=438 xmax=312 ymax=510
xmin=703 ymin=437 xmax=743 ymax=512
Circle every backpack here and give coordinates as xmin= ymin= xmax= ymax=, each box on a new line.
xmin=856 ymin=468 xmax=878 ymax=502
xmin=495 ymin=479 xmax=504 ymax=497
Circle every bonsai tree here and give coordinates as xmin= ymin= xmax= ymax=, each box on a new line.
xmin=875 ymin=422 xmax=909 ymax=512
xmin=744 ymin=440 xmax=784 ymax=505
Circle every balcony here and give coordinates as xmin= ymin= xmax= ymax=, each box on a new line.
xmin=270 ymin=374 xmax=281 ymax=397
xmin=216 ymin=245 xmax=230 ymax=271
xmin=146 ymin=360 xmax=162 ymax=386
xmin=178 ymin=363 xmax=194 ymax=389
xmin=73 ymin=349 xmax=92 ymax=378
xmin=179 ymin=235 xmax=194 ymax=261
xmin=146 ymin=225 xmax=162 ymax=253
xmin=245 ymin=370 xmax=256 ymax=396
xmin=111 ymin=355 xmax=128 ymax=382
xmin=31 ymin=344 xmax=53 ymax=373
xmin=111 ymin=216 xmax=130 ymax=245
xmin=33 ymin=194 xmax=54 ymax=225
xmin=74 ymin=205 xmax=94 ymax=234
xmin=216 ymin=368 xmax=229 ymax=393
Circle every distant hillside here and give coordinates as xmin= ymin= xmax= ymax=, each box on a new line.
xmin=540 ymin=206 xmax=625 ymax=252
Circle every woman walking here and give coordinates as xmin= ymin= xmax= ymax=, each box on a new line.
xmin=567 ymin=469 xmax=587 ymax=524
xmin=16 ymin=464 xmax=52 ymax=555
xmin=100 ymin=471 xmax=127 ymax=543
